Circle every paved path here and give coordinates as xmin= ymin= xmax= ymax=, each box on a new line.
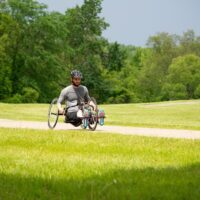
xmin=0 ymin=119 xmax=200 ymax=140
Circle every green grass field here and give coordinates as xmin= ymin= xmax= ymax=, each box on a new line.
xmin=0 ymin=128 xmax=200 ymax=199
xmin=1 ymin=99 xmax=200 ymax=130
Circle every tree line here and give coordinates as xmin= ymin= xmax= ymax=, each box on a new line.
xmin=0 ymin=0 xmax=200 ymax=104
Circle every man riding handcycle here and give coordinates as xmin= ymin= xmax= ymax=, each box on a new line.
xmin=48 ymin=70 xmax=105 ymax=131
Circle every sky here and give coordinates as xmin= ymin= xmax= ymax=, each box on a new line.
xmin=37 ymin=0 xmax=200 ymax=47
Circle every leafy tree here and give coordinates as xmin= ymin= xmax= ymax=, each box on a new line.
xmin=20 ymin=11 xmax=68 ymax=102
xmin=1 ymin=0 xmax=200 ymax=104
xmin=163 ymin=54 xmax=200 ymax=99
xmin=194 ymin=85 xmax=200 ymax=98
xmin=179 ymin=30 xmax=200 ymax=56
xmin=161 ymin=83 xmax=187 ymax=100
xmin=0 ymin=0 xmax=69 ymax=102
xmin=126 ymin=46 xmax=147 ymax=70
xmin=136 ymin=32 xmax=178 ymax=102
xmin=0 ymin=0 xmax=47 ymax=94
xmin=0 ymin=13 xmax=14 ymax=99
xmin=64 ymin=0 xmax=109 ymax=102
xmin=104 ymin=42 xmax=127 ymax=71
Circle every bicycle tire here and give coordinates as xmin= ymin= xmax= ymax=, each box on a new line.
xmin=88 ymin=97 xmax=98 ymax=131
xmin=48 ymin=98 xmax=59 ymax=129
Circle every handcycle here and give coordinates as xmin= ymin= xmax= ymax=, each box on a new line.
xmin=47 ymin=97 xmax=105 ymax=131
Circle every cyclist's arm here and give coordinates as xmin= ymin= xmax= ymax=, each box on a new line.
xmin=57 ymin=103 xmax=63 ymax=112
xmin=57 ymin=89 xmax=66 ymax=114
xmin=84 ymin=86 xmax=91 ymax=103
xmin=84 ymin=86 xmax=97 ymax=110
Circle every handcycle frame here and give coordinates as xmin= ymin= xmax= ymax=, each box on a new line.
xmin=48 ymin=97 xmax=103 ymax=131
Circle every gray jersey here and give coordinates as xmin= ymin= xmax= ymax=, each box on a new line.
xmin=57 ymin=85 xmax=91 ymax=113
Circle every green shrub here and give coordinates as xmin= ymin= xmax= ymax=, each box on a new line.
xmin=6 ymin=93 xmax=23 ymax=103
xmin=161 ymin=83 xmax=187 ymax=100
xmin=106 ymin=88 xmax=135 ymax=104
xmin=194 ymin=85 xmax=200 ymax=98
xmin=22 ymin=87 xmax=39 ymax=103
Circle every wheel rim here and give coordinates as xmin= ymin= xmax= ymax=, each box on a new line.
xmin=88 ymin=98 xmax=98 ymax=131
xmin=88 ymin=108 xmax=98 ymax=131
xmin=48 ymin=98 xmax=59 ymax=129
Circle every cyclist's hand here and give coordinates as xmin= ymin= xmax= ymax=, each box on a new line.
xmin=89 ymin=101 xmax=97 ymax=110
xmin=58 ymin=108 xmax=64 ymax=115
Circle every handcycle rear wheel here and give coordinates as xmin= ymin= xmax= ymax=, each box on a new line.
xmin=48 ymin=98 xmax=59 ymax=129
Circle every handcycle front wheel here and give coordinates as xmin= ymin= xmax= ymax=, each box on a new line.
xmin=88 ymin=97 xmax=98 ymax=131
xmin=48 ymin=98 xmax=59 ymax=129
xmin=88 ymin=110 xmax=98 ymax=131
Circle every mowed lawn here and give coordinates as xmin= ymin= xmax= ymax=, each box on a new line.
xmin=0 ymin=128 xmax=200 ymax=200
xmin=0 ymin=99 xmax=200 ymax=130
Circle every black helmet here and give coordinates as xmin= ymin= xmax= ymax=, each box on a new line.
xmin=70 ymin=70 xmax=82 ymax=79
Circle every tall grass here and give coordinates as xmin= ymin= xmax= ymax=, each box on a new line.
xmin=0 ymin=128 xmax=200 ymax=199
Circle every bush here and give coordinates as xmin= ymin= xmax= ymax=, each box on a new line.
xmin=106 ymin=88 xmax=135 ymax=104
xmin=194 ymin=85 xmax=200 ymax=98
xmin=6 ymin=93 xmax=23 ymax=103
xmin=22 ymin=87 xmax=39 ymax=103
xmin=161 ymin=83 xmax=187 ymax=100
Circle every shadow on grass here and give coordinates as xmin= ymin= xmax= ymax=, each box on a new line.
xmin=0 ymin=163 xmax=200 ymax=200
